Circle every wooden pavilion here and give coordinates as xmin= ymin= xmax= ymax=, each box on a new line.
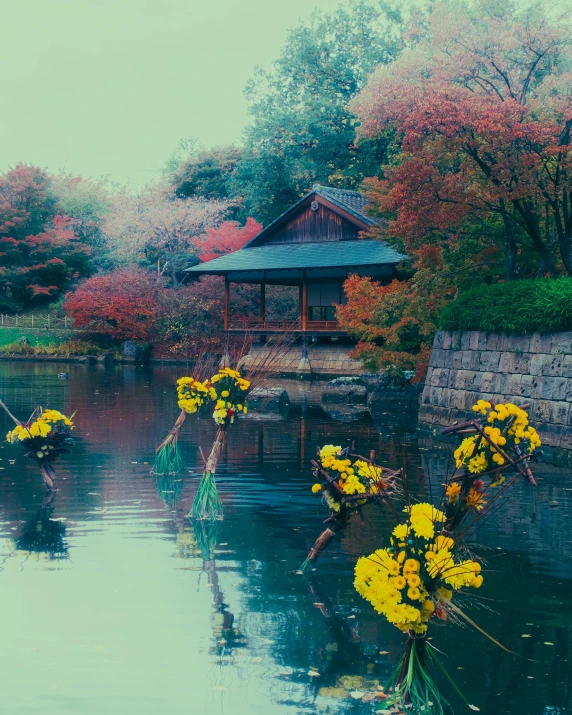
xmin=186 ymin=184 xmax=405 ymax=341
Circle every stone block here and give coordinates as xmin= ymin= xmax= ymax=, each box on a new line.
xmin=477 ymin=332 xmax=490 ymax=350
xmin=450 ymin=331 xmax=461 ymax=350
xmin=550 ymin=401 xmax=570 ymax=425
xmin=421 ymin=387 xmax=432 ymax=405
xmin=454 ymin=370 xmax=475 ymax=389
xmin=433 ymin=331 xmax=448 ymax=349
xmin=429 ymin=348 xmax=445 ymax=368
xmin=530 ymin=332 xmax=553 ymax=353
xmin=529 ymin=353 xmax=545 ymax=376
xmin=541 ymin=377 xmax=568 ymax=401
xmin=479 ymin=351 xmax=501 ymax=371
xmin=507 ymin=333 xmax=531 ymax=353
xmin=462 ymin=391 xmax=479 ymax=410
xmin=531 ymin=399 xmax=551 ymax=424
xmin=485 ymin=333 xmax=501 ymax=351
xmin=528 ymin=375 xmax=544 ymax=398
xmin=551 ymin=333 xmax=572 ymax=354
xmin=468 ymin=331 xmax=480 ymax=350
xmin=562 ymin=355 xmax=572 ymax=379
xmin=450 ymin=351 xmax=463 ymax=369
xmin=461 ymin=350 xmax=481 ymax=370
xmin=507 ymin=373 xmax=523 ymax=396
xmin=471 ymin=372 xmax=483 ymax=391
xmin=496 ymin=333 xmax=510 ymax=352
xmin=565 ymin=379 xmax=572 ymax=403
xmin=498 ymin=352 xmax=514 ymax=373
xmin=447 ymin=369 xmax=458 ymax=388
xmin=520 ymin=375 xmax=535 ymax=398
xmin=513 ymin=353 xmax=531 ymax=374
xmin=541 ymin=354 xmax=564 ymax=377
xmin=449 ymin=391 xmax=466 ymax=410
xmin=480 ymin=372 xmax=496 ymax=392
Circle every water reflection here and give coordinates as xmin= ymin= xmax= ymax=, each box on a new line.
xmin=13 ymin=492 xmax=68 ymax=561
xmin=0 ymin=362 xmax=569 ymax=714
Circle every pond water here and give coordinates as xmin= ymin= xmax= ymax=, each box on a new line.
xmin=0 ymin=362 xmax=570 ymax=715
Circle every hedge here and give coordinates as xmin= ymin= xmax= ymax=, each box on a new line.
xmin=439 ymin=278 xmax=572 ymax=334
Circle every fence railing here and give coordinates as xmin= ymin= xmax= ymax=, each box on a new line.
xmin=0 ymin=314 xmax=76 ymax=330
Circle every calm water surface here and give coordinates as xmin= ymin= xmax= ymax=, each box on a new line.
xmin=0 ymin=362 xmax=570 ymax=715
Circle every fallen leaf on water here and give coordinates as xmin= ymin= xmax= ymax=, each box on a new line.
xmin=527 ymin=676 xmax=534 ymax=679
xmin=308 ymin=670 xmax=320 ymax=677
xmin=362 ymin=692 xmax=377 ymax=703
xmin=521 ymin=634 xmax=532 ymax=638
xmin=468 ymin=706 xmax=480 ymax=712
xmin=379 ymin=650 xmax=389 ymax=655
xmin=349 ymin=691 xmax=365 ymax=699
xmin=313 ymin=603 xmax=325 ymax=607
xmin=544 ymin=642 xmax=554 ymax=646
xmin=317 ymin=687 xmax=348 ymax=698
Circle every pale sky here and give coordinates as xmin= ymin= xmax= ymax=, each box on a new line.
xmin=0 ymin=0 xmax=343 ymax=185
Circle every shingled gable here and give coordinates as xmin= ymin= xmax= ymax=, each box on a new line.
xmin=243 ymin=183 xmax=379 ymax=248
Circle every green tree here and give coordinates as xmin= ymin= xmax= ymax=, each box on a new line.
xmin=170 ymin=144 xmax=243 ymax=202
xmin=230 ymin=0 xmax=406 ymax=223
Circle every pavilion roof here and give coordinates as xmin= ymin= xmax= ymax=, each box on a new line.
xmin=186 ymin=239 xmax=405 ymax=275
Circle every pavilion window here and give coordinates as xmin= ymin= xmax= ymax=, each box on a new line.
xmin=307 ymin=282 xmax=342 ymax=321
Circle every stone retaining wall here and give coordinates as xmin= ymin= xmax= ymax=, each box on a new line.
xmin=240 ymin=343 xmax=363 ymax=377
xmin=419 ymin=330 xmax=572 ymax=450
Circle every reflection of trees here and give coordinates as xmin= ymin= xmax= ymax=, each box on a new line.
xmin=13 ymin=492 xmax=68 ymax=560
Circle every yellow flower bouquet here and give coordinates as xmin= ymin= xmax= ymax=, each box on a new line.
xmin=3 ymin=404 xmax=75 ymax=490
xmin=302 ymin=443 xmax=401 ymax=573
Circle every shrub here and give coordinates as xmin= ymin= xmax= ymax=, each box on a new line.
xmin=439 ymin=278 xmax=572 ymax=334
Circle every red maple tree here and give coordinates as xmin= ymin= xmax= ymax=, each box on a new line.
xmin=0 ymin=164 xmax=91 ymax=310
xmin=64 ymin=269 xmax=160 ymax=341
xmin=193 ymin=217 xmax=262 ymax=262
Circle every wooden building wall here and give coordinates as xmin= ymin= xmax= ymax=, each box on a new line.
xmin=265 ymin=204 xmax=359 ymax=244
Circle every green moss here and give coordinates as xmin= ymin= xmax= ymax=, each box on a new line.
xmin=439 ymin=278 xmax=572 ymax=334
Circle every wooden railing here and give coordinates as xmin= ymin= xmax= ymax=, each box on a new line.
xmin=228 ymin=318 xmax=343 ymax=332
xmin=0 ymin=313 xmax=75 ymax=330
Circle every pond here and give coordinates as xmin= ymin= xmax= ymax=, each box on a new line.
xmin=0 ymin=362 xmax=570 ymax=715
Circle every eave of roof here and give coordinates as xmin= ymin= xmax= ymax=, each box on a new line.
xmin=186 ymin=239 xmax=406 ymax=275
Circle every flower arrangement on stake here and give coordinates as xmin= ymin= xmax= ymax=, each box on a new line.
xmin=354 ymin=400 xmax=541 ymax=714
xmin=154 ymin=332 xmax=298 ymax=521
xmin=1 ymin=401 xmax=75 ymax=490
xmin=185 ymin=367 xmax=251 ymax=521
xmin=301 ymin=443 xmax=402 ymax=573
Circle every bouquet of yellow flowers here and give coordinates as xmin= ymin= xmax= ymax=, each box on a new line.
xmin=154 ymin=366 xmax=251 ymax=521
xmin=4 ymin=405 xmax=75 ymax=490
xmin=352 ymin=400 xmax=540 ymax=714
xmin=301 ymin=443 xmax=401 ymax=573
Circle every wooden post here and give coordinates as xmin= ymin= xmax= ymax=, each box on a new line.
xmin=301 ymin=273 xmax=308 ymax=331
xmin=260 ymin=281 xmax=265 ymax=323
xmin=224 ymin=277 xmax=230 ymax=331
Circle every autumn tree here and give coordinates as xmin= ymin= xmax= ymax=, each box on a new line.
xmin=193 ymin=217 xmax=262 ymax=262
xmin=101 ymin=186 xmax=228 ymax=285
xmin=337 ymin=245 xmax=452 ymax=380
xmin=64 ymin=268 xmax=160 ymax=341
xmin=230 ymin=0 xmax=406 ymax=223
xmin=352 ymin=0 xmax=572 ymax=278
xmin=0 ymin=164 xmax=91 ymax=310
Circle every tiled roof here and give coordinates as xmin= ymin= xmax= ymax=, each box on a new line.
xmin=312 ymin=184 xmax=378 ymax=226
xmin=186 ymin=239 xmax=405 ymax=274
